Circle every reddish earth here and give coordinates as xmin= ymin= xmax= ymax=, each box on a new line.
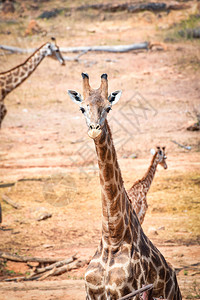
xmin=0 ymin=1 xmax=200 ymax=299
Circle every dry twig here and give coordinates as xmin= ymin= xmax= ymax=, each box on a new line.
xmin=2 ymin=194 xmax=21 ymax=209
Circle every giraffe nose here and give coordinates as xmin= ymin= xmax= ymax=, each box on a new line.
xmin=89 ymin=124 xmax=101 ymax=130
xmin=88 ymin=124 xmax=102 ymax=139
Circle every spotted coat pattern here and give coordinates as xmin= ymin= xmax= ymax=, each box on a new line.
xmin=0 ymin=41 xmax=64 ymax=128
xmin=128 ymin=149 xmax=167 ymax=224
xmin=85 ymin=122 xmax=181 ymax=300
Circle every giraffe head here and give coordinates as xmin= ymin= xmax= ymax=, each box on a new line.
xmin=68 ymin=73 xmax=122 ymax=139
xmin=43 ymin=37 xmax=65 ymax=65
xmin=152 ymin=146 xmax=167 ymax=169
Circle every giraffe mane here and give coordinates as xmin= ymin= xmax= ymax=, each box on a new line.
xmin=130 ymin=151 xmax=158 ymax=188
xmin=0 ymin=43 xmax=47 ymax=75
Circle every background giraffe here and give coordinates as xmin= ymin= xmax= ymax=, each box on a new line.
xmin=128 ymin=146 xmax=167 ymax=224
xmin=68 ymin=73 xmax=182 ymax=300
xmin=0 ymin=37 xmax=65 ymax=128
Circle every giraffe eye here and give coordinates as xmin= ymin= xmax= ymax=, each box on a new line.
xmin=106 ymin=107 xmax=111 ymax=113
xmin=80 ymin=107 xmax=85 ymax=114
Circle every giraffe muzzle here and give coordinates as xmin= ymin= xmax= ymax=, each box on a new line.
xmin=88 ymin=124 xmax=102 ymax=139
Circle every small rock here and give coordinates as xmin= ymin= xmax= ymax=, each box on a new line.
xmin=43 ymin=244 xmax=53 ymax=249
xmin=37 ymin=212 xmax=52 ymax=221
xmin=148 ymin=227 xmax=158 ymax=235
xmin=157 ymin=226 xmax=165 ymax=231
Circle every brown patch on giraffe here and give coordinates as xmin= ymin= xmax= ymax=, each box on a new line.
xmin=20 ymin=71 xmax=25 ymax=77
xmin=133 ymin=249 xmax=140 ymax=260
xmin=14 ymin=77 xmax=18 ymax=83
xmin=6 ymin=78 xmax=12 ymax=85
xmin=6 ymin=85 xmax=12 ymax=91
xmin=109 ymin=195 xmax=121 ymax=217
xmin=108 ymin=267 xmax=126 ymax=286
xmin=120 ymin=286 xmax=132 ymax=297
xmin=113 ymin=217 xmax=124 ymax=235
xmin=88 ymin=287 xmax=105 ymax=298
xmin=99 ymin=146 xmax=107 ymax=161
xmin=103 ymin=163 xmax=114 ymax=181
xmin=124 ymin=213 xmax=129 ymax=225
xmin=106 ymin=148 xmax=112 ymax=161
xmin=0 ymin=76 xmax=6 ymax=82
xmin=104 ymin=183 xmax=118 ymax=200
xmin=147 ymin=261 xmax=157 ymax=282
xmin=152 ymin=254 xmax=163 ymax=269
xmin=111 ymin=145 xmax=116 ymax=161
xmin=156 ymin=280 xmax=165 ymax=293
xmin=86 ymin=263 xmax=105 ymax=286
xmin=115 ymin=169 xmax=119 ymax=182
xmin=99 ymin=172 xmax=104 ymax=186
xmin=13 ymin=69 xmax=19 ymax=76
xmin=139 ymin=235 xmax=150 ymax=257
xmin=98 ymin=130 xmax=106 ymax=145
xmin=123 ymin=226 xmax=132 ymax=244
xmin=159 ymin=266 xmax=166 ymax=281
xmin=106 ymin=289 xmax=119 ymax=299
xmin=165 ymin=278 xmax=173 ymax=298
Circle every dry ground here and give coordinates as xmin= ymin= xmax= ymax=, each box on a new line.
xmin=0 ymin=1 xmax=200 ymax=299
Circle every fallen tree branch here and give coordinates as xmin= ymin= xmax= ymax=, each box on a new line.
xmin=75 ymin=2 xmax=190 ymax=13
xmin=0 ymin=42 xmax=149 ymax=56
xmin=3 ymin=259 xmax=89 ymax=282
xmin=171 ymin=140 xmax=191 ymax=150
xmin=60 ymin=42 xmax=149 ymax=53
xmin=0 ymin=45 xmax=35 ymax=54
xmin=0 ymin=251 xmax=69 ymax=263
xmin=175 ymin=262 xmax=200 ymax=274
xmin=118 ymin=284 xmax=153 ymax=300
xmin=28 ymin=254 xmax=77 ymax=277
xmin=2 ymin=194 xmax=21 ymax=209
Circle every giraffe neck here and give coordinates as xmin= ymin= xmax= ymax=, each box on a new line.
xmin=141 ymin=153 xmax=159 ymax=194
xmin=94 ymin=120 xmax=133 ymax=247
xmin=0 ymin=43 xmax=49 ymax=101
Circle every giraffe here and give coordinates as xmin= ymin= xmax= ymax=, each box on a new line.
xmin=128 ymin=146 xmax=167 ymax=224
xmin=68 ymin=73 xmax=182 ymax=300
xmin=0 ymin=37 xmax=65 ymax=128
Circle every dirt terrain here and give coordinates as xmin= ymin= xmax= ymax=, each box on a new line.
xmin=0 ymin=1 xmax=200 ymax=299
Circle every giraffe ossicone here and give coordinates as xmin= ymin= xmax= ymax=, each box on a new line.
xmin=0 ymin=38 xmax=65 ymax=128
xmin=68 ymin=73 xmax=181 ymax=300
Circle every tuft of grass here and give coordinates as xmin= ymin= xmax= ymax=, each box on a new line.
xmin=186 ymin=281 xmax=200 ymax=299
xmin=164 ymin=14 xmax=200 ymax=42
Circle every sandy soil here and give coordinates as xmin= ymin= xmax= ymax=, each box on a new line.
xmin=0 ymin=1 xmax=200 ymax=299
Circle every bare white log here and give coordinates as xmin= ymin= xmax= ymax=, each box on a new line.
xmin=0 ymin=42 xmax=149 ymax=56
xmin=60 ymin=42 xmax=149 ymax=53
xmin=0 ymin=45 xmax=35 ymax=54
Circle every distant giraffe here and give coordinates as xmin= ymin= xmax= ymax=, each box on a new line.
xmin=0 ymin=37 xmax=65 ymax=128
xmin=128 ymin=146 xmax=167 ymax=224
xmin=68 ymin=73 xmax=181 ymax=300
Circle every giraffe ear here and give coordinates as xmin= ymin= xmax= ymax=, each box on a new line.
xmin=150 ymin=148 xmax=156 ymax=155
xmin=68 ymin=90 xmax=83 ymax=105
xmin=108 ymin=90 xmax=122 ymax=106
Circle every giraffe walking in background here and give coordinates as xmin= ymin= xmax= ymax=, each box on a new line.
xmin=128 ymin=146 xmax=167 ymax=224
xmin=0 ymin=37 xmax=65 ymax=128
xmin=68 ymin=73 xmax=181 ymax=300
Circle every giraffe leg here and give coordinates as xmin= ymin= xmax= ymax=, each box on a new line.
xmin=0 ymin=103 xmax=7 ymax=128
